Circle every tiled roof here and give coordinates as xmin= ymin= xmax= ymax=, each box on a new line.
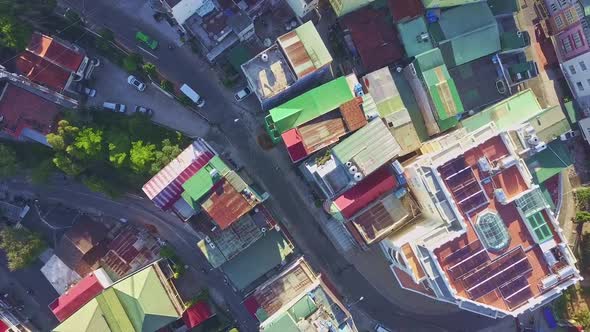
xmin=0 ymin=84 xmax=60 ymax=137
xmin=182 ymin=301 xmax=213 ymax=328
xmin=16 ymin=51 xmax=71 ymax=91
xmin=100 ymin=226 xmax=159 ymax=278
xmin=49 ymin=273 xmax=105 ymax=322
xmin=332 ymin=166 xmax=397 ymax=219
xmin=143 ymin=141 xmax=215 ymax=210
xmin=27 ymin=32 xmax=84 ymax=72
xmin=332 ymin=119 xmax=401 ymax=176
xmin=201 ymin=178 xmax=254 ymax=229
xmin=341 ymin=7 xmax=404 ymax=72
xmin=388 ymin=0 xmax=424 ymax=21
xmin=339 ymin=97 xmax=367 ymax=131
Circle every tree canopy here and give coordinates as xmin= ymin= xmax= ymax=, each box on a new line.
xmin=0 ymin=228 xmax=45 ymax=271
xmin=0 ymin=144 xmax=18 ymax=178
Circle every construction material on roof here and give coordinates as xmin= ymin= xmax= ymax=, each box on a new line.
xmin=398 ymin=17 xmax=434 ymax=58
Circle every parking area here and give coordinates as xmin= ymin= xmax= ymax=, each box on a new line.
xmin=87 ymin=58 xmax=209 ymax=137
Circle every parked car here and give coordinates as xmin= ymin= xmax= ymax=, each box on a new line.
xmin=234 ymin=87 xmax=252 ymax=101
xmin=103 ymin=102 xmax=126 ymax=113
xmin=71 ymin=82 xmax=96 ymax=97
xmin=134 ymin=106 xmax=154 ymax=117
xmin=180 ymin=84 xmax=205 ymax=107
xmin=135 ymin=31 xmax=158 ymax=50
xmin=374 ymin=324 xmax=392 ymax=332
xmin=127 ymin=75 xmax=146 ymax=91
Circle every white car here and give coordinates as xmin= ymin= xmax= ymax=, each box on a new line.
xmin=234 ymin=87 xmax=252 ymax=101
xmin=103 ymin=102 xmax=126 ymax=113
xmin=127 ymin=75 xmax=146 ymax=91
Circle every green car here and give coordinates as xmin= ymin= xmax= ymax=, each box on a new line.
xmin=135 ymin=31 xmax=158 ymax=50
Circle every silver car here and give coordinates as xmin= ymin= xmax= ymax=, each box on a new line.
xmin=127 ymin=75 xmax=146 ymax=91
xmin=103 ymin=102 xmax=126 ymax=113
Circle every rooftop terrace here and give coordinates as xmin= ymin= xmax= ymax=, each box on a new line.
xmin=242 ymin=44 xmax=296 ymax=102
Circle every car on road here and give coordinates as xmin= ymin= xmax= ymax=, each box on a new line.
xmin=180 ymin=84 xmax=205 ymax=108
xmin=133 ymin=106 xmax=154 ymax=117
xmin=135 ymin=31 xmax=158 ymax=50
xmin=127 ymin=75 xmax=146 ymax=91
xmin=103 ymin=102 xmax=126 ymax=113
xmin=71 ymin=82 xmax=96 ymax=97
xmin=234 ymin=87 xmax=251 ymax=101
xmin=374 ymin=324 xmax=392 ymax=332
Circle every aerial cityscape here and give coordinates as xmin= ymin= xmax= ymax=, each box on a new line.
xmin=0 ymin=0 xmax=588 ymax=331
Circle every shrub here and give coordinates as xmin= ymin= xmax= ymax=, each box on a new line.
xmin=160 ymin=79 xmax=174 ymax=93
xmin=123 ymin=53 xmax=142 ymax=72
xmin=576 ymin=211 xmax=590 ymax=223
xmin=575 ymin=310 xmax=590 ymax=329
xmin=142 ymin=62 xmax=157 ymax=77
xmin=0 ymin=228 xmax=46 ymax=271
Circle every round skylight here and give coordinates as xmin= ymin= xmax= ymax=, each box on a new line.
xmin=476 ymin=211 xmax=511 ymax=251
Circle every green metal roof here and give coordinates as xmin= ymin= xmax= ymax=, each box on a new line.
xmin=265 ymin=76 xmax=354 ymax=139
xmin=500 ymin=31 xmax=530 ymax=51
xmin=527 ymin=105 xmax=571 ymax=142
xmin=53 ymin=264 xmax=181 ymax=332
xmin=294 ymin=21 xmax=333 ymax=69
xmin=487 ymin=0 xmax=519 ymax=16
xmin=431 ymin=3 xmax=500 ymax=67
xmin=413 ymin=48 xmax=445 ymax=72
xmin=526 ymin=211 xmax=553 ymax=243
xmin=392 ymin=71 xmax=429 ymax=143
xmin=181 ymin=156 xmax=230 ymax=209
xmin=526 ymin=140 xmax=572 ymax=184
xmin=421 ymin=0 xmax=484 ymax=8
xmin=332 ymin=119 xmax=400 ymax=175
xmin=221 ymin=230 xmax=293 ymax=290
xmin=288 ymin=295 xmax=317 ymax=320
xmin=227 ymin=45 xmax=252 ymax=72
xmin=263 ymin=311 xmax=300 ymax=332
xmin=564 ymin=100 xmax=581 ymax=126
xmin=398 ymin=17 xmax=434 ymax=58
xmin=461 ymin=89 xmax=543 ymax=132
xmin=421 ymin=64 xmax=464 ymax=121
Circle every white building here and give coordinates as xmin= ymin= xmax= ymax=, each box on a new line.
xmin=561 ymin=52 xmax=590 ymax=112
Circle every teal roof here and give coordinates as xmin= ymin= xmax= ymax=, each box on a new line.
xmin=487 ymin=0 xmax=519 ymax=16
xmin=527 ymin=105 xmax=571 ymax=142
xmin=413 ymin=48 xmax=445 ymax=72
xmin=332 ymin=119 xmax=400 ymax=175
xmin=265 ymin=76 xmax=354 ymax=141
xmin=501 ymin=31 xmax=530 ymax=51
xmin=430 ymin=3 xmax=500 ymax=67
xmin=526 ymin=211 xmax=553 ymax=243
xmin=289 ymin=295 xmax=317 ymax=320
xmin=461 ymin=89 xmax=543 ymax=132
xmin=263 ymin=311 xmax=300 ymax=332
xmin=564 ymin=100 xmax=581 ymax=126
xmin=53 ymin=264 xmax=181 ymax=332
xmin=526 ymin=140 xmax=572 ymax=184
xmin=398 ymin=17 xmax=434 ymax=58
xmin=421 ymin=0 xmax=484 ymax=8
xmin=221 ymin=230 xmax=293 ymax=290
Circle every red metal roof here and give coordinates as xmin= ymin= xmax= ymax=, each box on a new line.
xmin=202 ymin=179 xmax=253 ymax=229
xmin=0 ymin=84 xmax=60 ymax=137
xmin=16 ymin=52 xmax=71 ymax=91
xmin=182 ymin=301 xmax=213 ymax=328
xmin=27 ymin=32 xmax=84 ymax=72
xmin=341 ymin=8 xmax=404 ymax=72
xmin=333 ymin=166 xmax=396 ymax=219
xmin=48 ymin=273 xmax=104 ymax=322
xmin=388 ymin=0 xmax=424 ymax=22
xmin=0 ymin=320 xmax=8 ymax=332
xmin=143 ymin=141 xmax=215 ymax=210
xmin=282 ymin=128 xmax=308 ymax=163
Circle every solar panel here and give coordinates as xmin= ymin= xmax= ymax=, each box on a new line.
xmin=462 ymin=247 xmax=526 ymax=289
xmin=468 ymin=258 xmax=532 ymax=300
xmin=499 ymin=275 xmax=529 ymax=299
xmin=459 ymin=192 xmax=488 ymax=214
xmin=443 ymin=240 xmax=482 ymax=266
xmin=448 ymin=249 xmax=490 ymax=280
xmin=505 ymin=287 xmax=533 ymax=309
xmin=439 ymin=158 xmax=467 ymax=179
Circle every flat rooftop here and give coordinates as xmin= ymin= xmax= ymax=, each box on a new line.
xmin=431 ymin=135 xmax=570 ymax=311
xmin=241 ymin=44 xmax=297 ymax=101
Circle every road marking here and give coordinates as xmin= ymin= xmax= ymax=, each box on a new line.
xmin=138 ymin=46 xmax=158 ymax=59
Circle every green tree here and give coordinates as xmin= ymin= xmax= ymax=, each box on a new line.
xmin=142 ymin=62 xmax=157 ymax=77
xmin=53 ymin=153 xmax=85 ymax=176
xmin=576 ymin=211 xmax=590 ymax=223
xmin=130 ymin=140 xmax=156 ymax=174
xmin=31 ymin=159 xmax=56 ymax=184
xmin=70 ymin=127 xmax=104 ymax=160
xmin=106 ymin=130 xmax=131 ymax=168
xmin=0 ymin=15 xmax=32 ymax=51
xmin=0 ymin=144 xmax=18 ymax=178
xmin=160 ymin=79 xmax=173 ymax=93
xmin=47 ymin=120 xmax=79 ymax=150
xmin=123 ymin=53 xmax=142 ymax=72
xmin=0 ymin=228 xmax=45 ymax=271
xmin=82 ymin=175 xmax=121 ymax=198
xmin=575 ymin=310 xmax=590 ymax=328
xmin=577 ymin=188 xmax=590 ymax=210
xmin=151 ymin=139 xmax=182 ymax=174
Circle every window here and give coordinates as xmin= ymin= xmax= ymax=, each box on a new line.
xmin=576 ymin=3 xmax=585 ymax=18
xmin=577 ymin=81 xmax=585 ymax=91
xmin=586 ymin=79 xmax=590 ymax=87
xmin=550 ymin=3 xmax=558 ymax=12
xmin=570 ymin=64 xmax=577 ymax=74
xmin=555 ymin=16 xmax=565 ymax=30
xmin=558 ymin=0 xmax=568 ymax=7
xmin=573 ymin=31 xmax=584 ymax=48
xmin=565 ymin=9 xmax=574 ymax=24
xmin=563 ymin=37 xmax=573 ymax=53
xmin=581 ymin=61 xmax=588 ymax=71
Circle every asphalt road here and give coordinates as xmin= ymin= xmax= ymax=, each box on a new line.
xmin=54 ymin=1 xmax=509 ymax=331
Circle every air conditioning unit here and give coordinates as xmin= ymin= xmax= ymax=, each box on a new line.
xmin=498 ymin=155 xmax=517 ymax=169
xmin=392 ymin=160 xmax=404 ymax=175
xmin=527 ymin=134 xmax=540 ymax=146
xmin=494 ymin=188 xmax=507 ymax=204
xmin=478 ymin=157 xmax=491 ymax=172
xmin=348 ymin=165 xmax=358 ymax=174
xmin=345 ymin=161 xmax=353 ymax=167
xmin=261 ymin=53 xmax=269 ymax=62
xmin=557 ymin=266 xmax=575 ymax=279
xmin=208 ymin=242 xmax=216 ymax=249
xmin=535 ymin=142 xmax=547 ymax=152
xmin=540 ymin=274 xmax=559 ymax=289
xmin=353 ymin=172 xmax=363 ymax=181
xmin=274 ymin=224 xmax=281 ymax=231
xmin=261 ymin=227 xmax=267 ymax=233
xmin=210 ymin=169 xmax=219 ymax=178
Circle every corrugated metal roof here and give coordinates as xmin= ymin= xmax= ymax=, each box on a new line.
xmin=332 ymin=119 xmax=401 ymax=176
xmin=142 ymin=141 xmax=214 ymax=210
xmin=527 ymin=105 xmax=571 ymax=142
xmin=277 ymin=22 xmax=332 ymax=79
xmin=398 ymin=17 xmax=433 ymax=58
xmin=339 ymin=96 xmax=367 ymax=131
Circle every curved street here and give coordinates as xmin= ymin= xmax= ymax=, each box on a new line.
xmin=42 ymin=0 xmax=517 ymax=331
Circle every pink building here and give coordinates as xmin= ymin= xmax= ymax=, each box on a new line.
xmin=556 ymin=22 xmax=590 ymax=61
